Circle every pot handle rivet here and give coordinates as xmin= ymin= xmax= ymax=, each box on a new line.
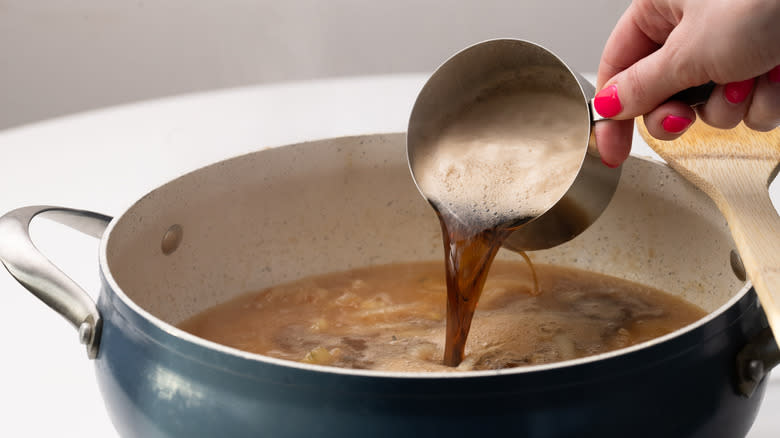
xmin=746 ymin=360 xmax=764 ymax=382
xmin=78 ymin=322 xmax=92 ymax=345
xmin=0 ymin=206 xmax=112 ymax=359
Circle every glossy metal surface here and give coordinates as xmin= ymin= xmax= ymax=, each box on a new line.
xmin=0 ymin=206 xmax=111 ymax=358
xmin=407 ymin=39 xmax=621 ymax=251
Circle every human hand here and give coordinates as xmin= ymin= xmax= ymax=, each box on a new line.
xmin=594 ymin=0 xmax=780 ymax=167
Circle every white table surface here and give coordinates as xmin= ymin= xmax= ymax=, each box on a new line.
xmin=0 ymin=74 xmax=778 ymax=437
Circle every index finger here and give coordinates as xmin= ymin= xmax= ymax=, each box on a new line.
xmin=596 ymin=2 xmax=668 ymax=89
xmin=595 ymin=2 xmax=670 ymax=166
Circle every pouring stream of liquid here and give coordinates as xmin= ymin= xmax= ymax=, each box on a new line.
xmin=439 ymin=215 xmax=512 ymax=366
xmin=421 ymin=88 xmax=585 ymax=366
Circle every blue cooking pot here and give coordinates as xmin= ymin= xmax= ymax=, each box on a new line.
xmin=1 ymin=134 xmax=777 ymax=437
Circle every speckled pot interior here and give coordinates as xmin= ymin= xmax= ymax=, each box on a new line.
xmin=104 ymin=133 xmax=746 ymax=331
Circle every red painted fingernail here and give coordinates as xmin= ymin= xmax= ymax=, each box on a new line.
xmin=593 ymin=85 xmax=622 ymax=118
xmin=661 ymin=115 xmax=692 ymax=133
xmin=601 ymin=157 xmax=620 ymax=168
xmin=724 ymin=78 xmax=755 ymax=104
xmin=769 ymin=65 xmax=780 ymax=83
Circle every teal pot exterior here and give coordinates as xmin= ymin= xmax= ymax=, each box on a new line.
xmin=94 ymin=267 xmax=771 ymax=438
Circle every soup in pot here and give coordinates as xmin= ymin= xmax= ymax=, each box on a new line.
xmin=179 ymin=261 xmax=705 ymax=372
xmin=181 ymin=83 xmax=705 ymax=373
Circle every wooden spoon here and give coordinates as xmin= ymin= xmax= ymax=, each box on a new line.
xmin=637 ymin=120 xmax=780 ymax=341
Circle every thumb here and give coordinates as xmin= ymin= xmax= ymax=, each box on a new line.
xmin=594 ymin=44 xmax=700 ymax=120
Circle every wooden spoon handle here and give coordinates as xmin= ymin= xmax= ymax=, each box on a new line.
xmin=713 ymin=162 xmax=780 ymax=332
xmin=636 ymin=119 xmax=780 ymax=338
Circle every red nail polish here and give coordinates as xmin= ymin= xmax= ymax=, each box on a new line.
xmin=724 ymin=79 xmax=755 ymax=104
xmin=769 ymin=65 xmax=780 ymax=83
xmin=601 ymin=157 xmax=620 ymax=168
xmin=661 ymin=115 xmax=692 ymax=133
xmin=593 ymin=85 xmax=622 ymax=118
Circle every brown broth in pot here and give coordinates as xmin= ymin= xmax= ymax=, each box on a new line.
xmin=179 ymin=261 xmax=705 ymax=372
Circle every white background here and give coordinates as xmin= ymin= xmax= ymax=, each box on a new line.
xmin=0 ymin=0 xmax=629 ymax=130
xmin=0 ymin=1 xmax=778 ymax=437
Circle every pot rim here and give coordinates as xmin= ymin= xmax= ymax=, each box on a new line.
xmin=97 ymin=134 xmax=753 ymax=379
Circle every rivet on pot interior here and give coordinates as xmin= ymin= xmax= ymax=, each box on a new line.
xmin=162 ymin=224 xmax=183 ymax=255
xmin=730 ymin=250 xmax=747 ymax=282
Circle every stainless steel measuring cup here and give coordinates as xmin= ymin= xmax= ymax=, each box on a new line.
xmin=408 ymin=38 xmax=714 ymax=251
xmin=408 ymin=39 xmax=619 ymax=251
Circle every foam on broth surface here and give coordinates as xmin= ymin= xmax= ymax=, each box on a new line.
xmin=413 ymin=88 xmax=586 ymax=229
xmin=179 ymin=261 xmax=705 ymax=372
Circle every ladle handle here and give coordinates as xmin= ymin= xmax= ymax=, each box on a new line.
xmin=668 ymin=81 xmax=716 ymax=107
xmin=0 ymin=206 xmax=112 ymax=359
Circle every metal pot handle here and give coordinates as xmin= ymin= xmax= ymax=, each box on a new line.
xmin=0 ymin=206 xmax=112 ymax=359
xmin=737 ymin=326 xmax=780 ymax=397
